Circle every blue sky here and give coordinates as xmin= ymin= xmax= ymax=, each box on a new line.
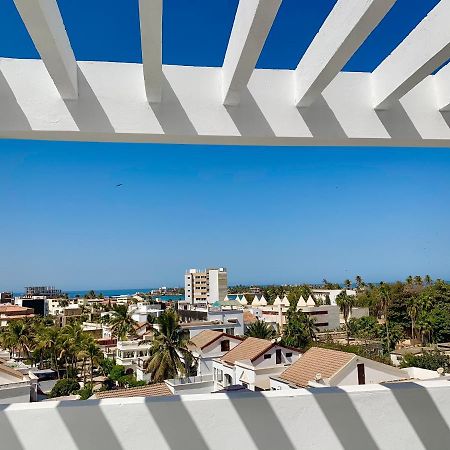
xmin=0 ymin=0 xmax=448 ymax=291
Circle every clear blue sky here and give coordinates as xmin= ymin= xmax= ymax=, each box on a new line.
xmin=0 ymin=0 xmax=448 ymax=291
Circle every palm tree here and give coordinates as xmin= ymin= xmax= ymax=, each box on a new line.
xmin=109 ymin=305 xmax=136 ymax=340
xmin=145 ymin=310 xmax=193 ymax=382
xmin=406 ymin=298 xmax=419 ymax=341
xmin=379 ymin=283 xmax=392 ymax=351
xmin=84 ymin=338 xmax=103 ymax=384
xmin=406 ymin=275 xmax=413 ymax=285
xmin=414 ymin=275 xmax=423 ymax=286
xmin=36 ymin=326 xmax=61 ymax=378
xmin=344 ymin=279 xmax=352 ymax=290
xmin=245 ymin=320 xmax=276 ymax=339
xmin=0 ymin=320 xmax=34 ymax=359
xmin=302 ymin=315 xmax=319 ymax=342
xmin=424 ymin=274 xmax=432 ymax=285
xmin=355 ymin=275 xmax=364 ymax=290
xmin=336 ymin=291 xmax=355 ymax=344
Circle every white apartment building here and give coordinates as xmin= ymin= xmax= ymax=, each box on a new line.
xmin=184 ymin=268 xmax=227 ymax=305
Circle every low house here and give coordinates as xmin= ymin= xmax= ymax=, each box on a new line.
xmin=0 ymin=305 xmax=34 ymax=327
xmin=213 ymin=337 xmax=301 ymax=391
xmin=390 ymin=347 xmax=426 ymax=367
xmin=115 ymin=340 xmax=151 ymax=372
xmin=189 ymin=330 xmax=243 ymax=376
xmin=91 ymin=383 xmax=174 ymax=400
xmin=0 ymin=364 xmax=38 ymax=404
xmin=270 ymin=347 xmax=408 ymax=390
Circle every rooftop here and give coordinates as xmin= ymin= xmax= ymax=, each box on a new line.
xmin=279 ymin=347 xmax=354 ymax=388
xmin=221 ymin=337 xmax=274 ymax=365
xmin=92 ymin=383 xmax=173 ymax=400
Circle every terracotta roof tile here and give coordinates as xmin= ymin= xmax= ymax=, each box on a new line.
xmin=243 ymin=310 xmax=258 ymax=324
xmin=221 ymin=337 xmax=273 ymax=365
xmin=94 ymin=383 xmax=173 ymax=399
xmin=189 ymin=330 xmax=224 ymax=350
xmin=279 ymin=347 xmax=354 ymax=388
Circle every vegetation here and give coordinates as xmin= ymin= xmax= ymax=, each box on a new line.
xmin=107 ymin=304 xmax=136 ymax=340
xmin=144 ymin=309 xmax=194 ymax=382
xmin=50 ymin=379 xmax=80 ymax=398
xmin=245 ymin=320 xmax=276 ymax=339
xmin=281 ymin=308 xmax=318 ymax=349
xmin=400 ymin=352 xmax=450 ymax=372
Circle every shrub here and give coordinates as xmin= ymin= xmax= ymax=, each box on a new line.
xmin=50 ymin=379 xmax=80 ymax=398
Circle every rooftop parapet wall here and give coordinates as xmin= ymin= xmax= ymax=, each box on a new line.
xmin=1 ymin=380 xmax=450 ymax=449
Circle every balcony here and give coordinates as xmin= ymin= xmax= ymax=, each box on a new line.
xmin=1 ymin=380 xmax=449 ymax=449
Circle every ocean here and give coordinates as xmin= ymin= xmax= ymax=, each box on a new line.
xmin=14 ymin=288 xmax=184 ymax=301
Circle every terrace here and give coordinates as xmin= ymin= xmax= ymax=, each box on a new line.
xmin=2 ymin=381 xmax=450 ymax=449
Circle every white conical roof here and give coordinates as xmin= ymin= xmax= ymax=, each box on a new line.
xmin=259 ymin=295 xmax=267 ymax=306
xmin=273 ymin=296 xmax=282 ymax=306
xmin=223 ymin=295 xmax=230 ymax=301
xmin=306 ymin=295 xmax=316 ymax=306
xmin=239 ymin=296 xmax=248 ymax=305
xmin=251 ymin=295 xmax=260 ymax=307
xmin=281 ymin=295 xmax=290 ymax=306
xmin=235 ymin=295 xmax=241 ymax=302
xmin=298 ymin=296 xmax=307 ymax=307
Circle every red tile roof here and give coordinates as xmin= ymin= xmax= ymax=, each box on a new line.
xmin=93 ymin=383 xmax=173 ymax=399
xmin=279 ymin=347 xmax=354 ymax=388
xmin=221 ymin=337 xmax=273 ymax=365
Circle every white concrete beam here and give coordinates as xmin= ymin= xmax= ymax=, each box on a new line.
xmin=138 ymin=0 xmax=163 ymax=103
xmin=434 ymin=62 xmax=450 ymax=111
xmin=0 ymin=59 xmax=449 ymax=147
xmin=372 ymin=0 xmax=450 ymax=110
xmin=222 ymin=0 xmax=281 ymax=106
xmin=295 ymin=0 xmax=395 ymax=108
xmin=13 ymin=0 xmax=77 ymax=99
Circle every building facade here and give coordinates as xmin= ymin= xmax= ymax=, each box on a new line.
xmin=184 ymin=268 xmax=228 ymax=305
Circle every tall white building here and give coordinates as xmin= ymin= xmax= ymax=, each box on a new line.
xmin=184 ymin=268 xmax=228 ymax=305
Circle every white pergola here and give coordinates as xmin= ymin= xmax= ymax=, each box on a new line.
xmin=2 ymin=0 xmax=450 ymax=147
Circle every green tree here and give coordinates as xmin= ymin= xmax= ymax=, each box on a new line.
xmin=281 ymin=309 xmax=314 ymax=349
xmin=245 ymin=320 xmax=276 ymax=339
xmin=336 ymin=291 xmax=355 ymax=344
xmin=109 ymin=305 xmax=136 ymax=340
xmin=400 ymin=351 xmax=450 ymax=371
xmin=145 ymin=310 xmax=193 ymax=382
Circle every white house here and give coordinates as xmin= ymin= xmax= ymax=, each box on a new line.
xmin=129 ymin=303 xmax=163 ymax=323
xmin=189 ymin=330 xmax=243 ymax=376
xmin=270 ymin=347 xmax=408 ymax=390
xmin=0 ymin=363 xmax=38 ymax=404
xmin=115 ymin=340 xmax=151 ymax=373
xmin=212 ymin=337 xmax=301 ymax=391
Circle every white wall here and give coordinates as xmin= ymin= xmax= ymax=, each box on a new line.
xmin=332 ymin=359 xmax=406 ymax=386
xmin=1 ymin=381 xmax=450 ymax=449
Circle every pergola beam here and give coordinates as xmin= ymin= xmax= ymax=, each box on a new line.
xmin=372 ymin=0 xmax=450 ymax=110
xmin=138 ymin=0 xmax=163 ymax=103
xmin=435 ymin=62 xmax=450 ymax=111
xmin=13 ymin=0 xmax=78 ymax=100
xmin=222 ymin=0 xmax=281 ymax=106
xmin=295 ymin=0 xmax=395 ymax=108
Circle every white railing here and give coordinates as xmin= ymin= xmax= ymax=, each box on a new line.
xmin=166 ymin=374 xmax=213 ymax=386
xmin=1 ymin=380 xmax=450 ymax=449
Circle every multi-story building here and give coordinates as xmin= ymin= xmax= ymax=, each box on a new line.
xmin=23 ymin=286 xmax=62 ymax=298
xmin=0 ymin=292 xmax=13 ymax=304
xmin=184 ymin=268 xmax=228 ymax=305
xmin=15 ymin=297 xmax=48 ymax=316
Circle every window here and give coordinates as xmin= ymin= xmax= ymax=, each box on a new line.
xmin=357 ymin=363 xmax=365 ymax=385
xmin=221 ymin=340 xmax=230 ymax=352
xmin=264 ymin=354 xmax=272 ymax=359
xmin=286 ymin=352 xmax=292 ymax=357
xmin=276 ymin=349 xmax=282 ymax=364
xmin=226 ymin=328 xmax=235 ymax=336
